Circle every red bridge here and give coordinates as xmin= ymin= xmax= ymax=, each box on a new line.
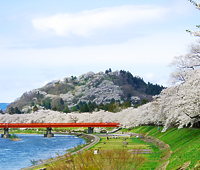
xmin=0 ymin=122 xmax=120 ymax=138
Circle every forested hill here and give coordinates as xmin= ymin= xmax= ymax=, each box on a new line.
xmin=6 ymin=69 xmax=164 ymax=114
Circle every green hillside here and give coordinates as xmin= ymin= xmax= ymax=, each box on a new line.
xmin=128 ymin=126 xmax=200 ymax=169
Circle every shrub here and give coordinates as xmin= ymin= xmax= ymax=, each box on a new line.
xmin=46 ymin=149 xmax=146 ymax=170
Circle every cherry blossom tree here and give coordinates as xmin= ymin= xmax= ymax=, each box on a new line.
xmin=187 ymin=0 xmax=200 ymax=36
xmin=132 ymin=1 xmax=200 ymax=131
xmin=168 ymin=1 xmax=200 ymax=84
xmin=169 ymin=43 xmax=200 ymax=84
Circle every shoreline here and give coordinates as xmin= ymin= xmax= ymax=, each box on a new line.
xmin=20 ymin=133 xmax=100 ymax=170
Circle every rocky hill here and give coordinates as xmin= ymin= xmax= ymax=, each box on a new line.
xmin=6 ymin=69 xmax=164 ymax=114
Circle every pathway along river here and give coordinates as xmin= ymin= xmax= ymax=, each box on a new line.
xmin=0 ymin=134 xmax=85 ymax=170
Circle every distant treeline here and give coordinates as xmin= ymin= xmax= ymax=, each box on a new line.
xmin=112 ymin=70 xmax=165 ymax=97
xmin=7 ymin=98 xmax=149 ymax=114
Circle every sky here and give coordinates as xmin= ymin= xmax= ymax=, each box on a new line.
xmin=0 ymin=0 xmax=200 ymax=103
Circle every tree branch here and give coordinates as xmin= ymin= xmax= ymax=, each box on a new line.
xmin=183 ymin=110 xmax=200 ymax=119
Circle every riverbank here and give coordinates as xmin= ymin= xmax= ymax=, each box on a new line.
xmin=45 ymin=132 xmax=167 ymax=169
xmin=21 ymin=133 xmax=100 ymax=170
xmin=8 ymin=126 xmax=200 ymax=169
xmin=0 ymin=133 xmax=85 ymax=170
xmin=128 ymin=126 xmax=200 ymax=169
xmin=45 ymin=127 xmax=200 ymax=169
xmin=26 ymin=132 xmax=162 ymax=170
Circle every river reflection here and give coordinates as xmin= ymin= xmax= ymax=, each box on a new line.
xmin=0 ymin=134 xmax=85 ymax=170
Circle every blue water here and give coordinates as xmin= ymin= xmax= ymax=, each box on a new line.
xmin=0 ymin=134 xmax=85 ymax=170
xmin=0 ymin=103 xmax=9 ymax=111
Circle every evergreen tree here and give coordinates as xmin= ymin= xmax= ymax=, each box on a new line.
xmin=82 ymin=103 xmax=89 ymax=112
xmin=14 ymin=107 xmax=21 ymax=114
xmin=98 ymin=103 xmax=105 ymax=110
xmin=93 ymin=101 xmax=97 ymax=108
xmin=30 ymin=101 xmax=35 ymax=107
xmin=52 ymin=106 xmax=57 ymax=111
xmin=108 ymin=101 xmax=121 ymax=113
xmin=89 ymin=102 xmax=95 ymax=113
xmin=104 ymin=103 xmax=109 ymax=111
xmin=108 ymin=103 xmax=115 ymax=112
xmin=42 ymin=98 xmax=51 ymax=109
xmin=60 ymin=98 xmax=64 ymax=105
xmin=121 ymin=100 xmax=131 ymax=108
xmin=77 ymin=101 xmax=83 ymax=109
xmin=71 ymin=105 xmax=78 ymax=112
xmin=8 ymin=107 xmax=15 ymax=114
xmin=110 ymin=98 xmax=116 ymax=105
xmin=126 ymin=100 xmax=131 ymax=107
xmin=145 ymin=82 xmax=165 ymax=95
xmin=46 ymin=100 xmax=51 ymax=109
xmin=56 ymin=98 xmax=65 ymax=111
xmin=140 ymin=99 xmax=149 ymax=105
xmin=113 ymin=101 xmax=121 ymax=113
xmin=32 ymin=105 xmax=38 ymax=112
xmin=63 ymin=105 xmax=71 ymax=113
xmin=78 ymin=101 xmax=88 ymax=112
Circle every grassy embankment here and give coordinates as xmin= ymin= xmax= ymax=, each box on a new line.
xmin=126 ymin=126 xmax=200 ymax=169
xmin=46 ymin=135 xmax=150 ymax=170
xmin=7 ymin=126 xmax=200 ymax=169
xmin=90 ymin=135 xmax=161 ymax=170
xmin=45 ymin=126 xmax=200 ymax=170
xmin=32 ymin=128 xmax=162 ymax=169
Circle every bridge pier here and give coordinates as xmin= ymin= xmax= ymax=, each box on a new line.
xmin=44 ymin=127 xmax=54 ymax=137
xmin=88 ymin=127 xmax=94 ymax=133
xmin=1 ymin=128 xmax=10 ymax=138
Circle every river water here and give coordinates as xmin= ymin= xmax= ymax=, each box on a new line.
xmin=0 ymin=134 xmax=85 ymax=170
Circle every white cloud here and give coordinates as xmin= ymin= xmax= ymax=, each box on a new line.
xmin=1 ymin=31 xmax=194 ymax=68
xmin=145 ymin=73 xmax=154 ymax=80
xmin=32 ymin=5 xmax=168 ymax=37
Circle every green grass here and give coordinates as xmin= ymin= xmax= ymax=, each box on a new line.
xmin=13 ymin=126 xmax=200 ymax=169
xmin=90 ymin=135 xmax=162 ymax=170
xmin=129 ymin=126 xmax=200 ymax=169
xmin=41 ymin=133 xmax=162 ymax=170
xmin=44 ymin=135 xmax=160 ymax=170
xmin=9 ymin=134 xmax=19 ymax=139
xmin=91 ymin=136 xmax=149 ymax=150
xmin=9 ymin=128 xmax=44 ymax=134
xmin=140 ymin=143 xmax=162 ymax=170
xmin=2 ymin=127 xmax=86 ymax=134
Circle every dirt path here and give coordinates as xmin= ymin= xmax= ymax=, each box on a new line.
xmin=141 ymin=135 xmax=172 ymax=170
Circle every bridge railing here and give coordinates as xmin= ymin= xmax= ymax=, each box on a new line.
xmin=0 ymin=122 xmax=120 ymax=128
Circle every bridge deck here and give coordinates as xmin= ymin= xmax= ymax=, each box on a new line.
xmin=0 ymin=123 xmax=120 ymax=128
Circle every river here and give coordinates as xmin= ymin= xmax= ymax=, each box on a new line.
xmin=0 ymin=134 xmax=85 ymax=170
